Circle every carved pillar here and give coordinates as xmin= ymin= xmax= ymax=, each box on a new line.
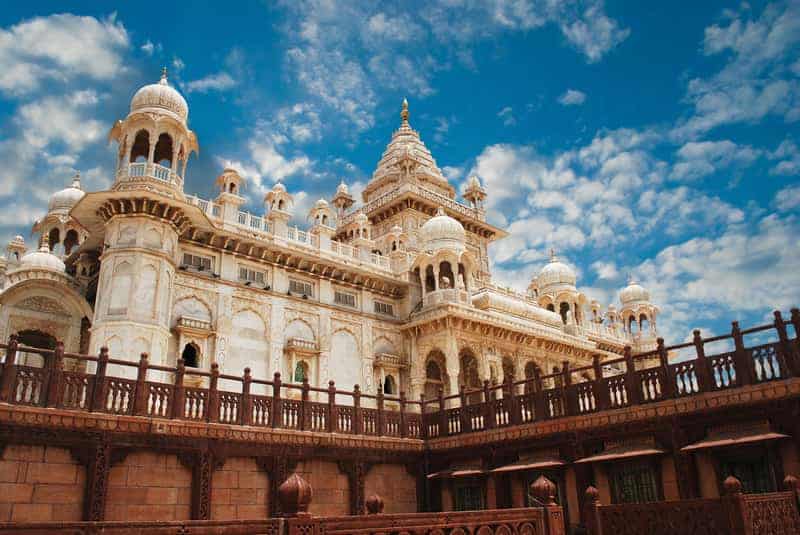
xmin=179 ymin=450 xmax=216 ymax=520
xmin=83 ymin=443 xmax=111 ymax=521
xmin=338 ymin=460 xmax=371 ymax=515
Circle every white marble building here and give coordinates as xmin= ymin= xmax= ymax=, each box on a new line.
xmin=0 ymin=73 xmax=660 ymax=401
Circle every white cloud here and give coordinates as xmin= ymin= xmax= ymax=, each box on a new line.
xmin=775 ymin=185 xmax=800 ymax=212
xmin=140 ymin=40 xmax=155 ymax=55
xmin=274 ymin=103 xmax=322 ymax=143
xmin=558 ymin=3 xmax=630 ymax=63
xmin=558 ymin=89 xmax=587 ymax=106
xmin=768 ymin=138 xmax=800 ymax=175
xmin=185 ymin=72 xmax=236 ymax=93
xmin=592 ymin=261 xmax=618 ymax=280
xmin=0 ymin=13 xmax=129 ymax=95
xmin=670 ymin=140 xmax=760 ymax=181
xmin=498 ymin=106 xmax=516 ymax=126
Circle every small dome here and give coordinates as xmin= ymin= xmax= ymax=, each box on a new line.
xmin=314 ymin=199 xmax=329 ymax=209
xmin=19 ymin=239 xmax=65 ymax=272
xmin=355 ymin=212 xmax=369 ymax=223
xmin=466 ymin=175 xmax=482 ymax=190
xmin=420 ymin=207 xmax=465 ymax=251
xmin=48 ymin=173 xmax=85 ymax=213
xmin=273 ymin=182 xmax=287 ymax=193
xmin=130 ymin=69 xmax=188 ymax=123
xmin=620 ymin=279 xmax=650 ymax=304
xmin=538 ymin=251 xmax=576 ymax=289
xmin=10 ymin=235 xmax=25 ymax=246
xmin=336 ymin=181 xmax=349 ymax=195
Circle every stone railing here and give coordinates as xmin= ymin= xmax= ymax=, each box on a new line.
xmin=117 ymin=162 xmax=183 ymax=190
xmin=423 ymin=288 xmax=470 ymax=308
xmin=0 ymin=310 xmax=796 ymax=443
xmin=583 ymin=475 xmax=800 ymax=535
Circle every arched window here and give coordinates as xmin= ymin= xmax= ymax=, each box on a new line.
xmin=424 ymin=353 xmax=447 ymax=409
xmin=639 ymin=314 xmax=650 ymax=333
xmin=628 ymin=315 xmax=637 ymax=333
xmin=426 ymin=360 xmax=442 ymax=381
xmin=47 ymin=228 xmax=60 ymax=251
xmin=130 ymin=130 xmax=150 ymax=162
xmin=425 ymin=265 xmax=436 ymax=292
xmin=229 ymin=183 xmax=236 ymax=193
xmin=383 ymin=375 xmax=396 ymax=395
xmin=153 ymin=133 xmax=174 ymax=167
xmin=559 ymin=302 xmax=570 ymax=324
xmin=181 ymin=343 xmax=199 ymax=368
xmin=17 ymin=329 xmax=57 ymax=368
xmin=547 ymin=303 xmax=555 ymax=313
xmin=294 ymin=360 xmax=309 ymax=383
xmin=64 ymin=229 xmax=79 ymax=255
xmin=439 ymin=261 xmax=454 ymax=289
xmin=524 ymin=362 xmax=537 ymax=394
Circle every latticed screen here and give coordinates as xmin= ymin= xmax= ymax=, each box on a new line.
xmin=182 ymin=252 xmax=213 ymax=272
xmin=455 ymin=481 xmax=483 ymax=511
xmin=238 ymin=266 xmax=265 ymax=283
xmin=374 ymin=301 xmax=394 ymax=316
xmin=610 ymin=460 xmax=659 ymax=504
xmin=334 ymin=291 xmax=357 ymax=308
xmin=289 ymin=279 xmax=314 ymax=297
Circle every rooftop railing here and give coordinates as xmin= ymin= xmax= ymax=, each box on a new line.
xmin=0 ymin=309 xmax=796 ymax=442
xmin=117 ymin=162 xmax=183 ymax=190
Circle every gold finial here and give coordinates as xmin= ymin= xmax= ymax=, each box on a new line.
xmin=400 ymin=97 xmax=409 ymax=124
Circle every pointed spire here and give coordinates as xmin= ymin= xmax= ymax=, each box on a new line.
xmin=400 ymin=97 xmax=409 ymax=125
xmin=549 ymin=247 xmax=557 ymax=262
xmin=160 ymin=66 xmax=168 ymax=85
xmin=71 ymin=170 xmax=81 ymax=190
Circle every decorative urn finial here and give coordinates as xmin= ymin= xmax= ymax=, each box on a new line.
xmin=723 ymin=475 xmax=743 ymax=496
xmin=584 ymin=485 xmax=600 ymax=504
xmin=365 ymin=494 xmax=384 ymax=514
xmin=530 ymin=475 xmax=557 ymax=506
xmin=277 ymin=472 xmax=313 ymax=517
xmin=401 ymin=97 xmax=409 ymax=124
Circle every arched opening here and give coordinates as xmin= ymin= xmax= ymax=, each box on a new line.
xmin=181 ymin=343 xmax=200 ymax=368
xmin=16 ymin=329 xmax=57 ymax=368
xmin=47 ymin=228 xmax=60 ymax=251
xmin=559 ymin=302 xmax=570 ymax=324
xmin=439 ymin=261 xmax=454 ymax=289
xmin=278 ymin=199 xmax=285 ymax=210
xmin=130 ymin=130 xmax=150 ymax=162
xmin=628 ymin=315 xmax=637 ymax=333
xmin=424 ymin=351 xmax=447 ymax=409
xmin=229 ymin=183 xmax=236 ymax=194
xmin=63 ymin=229 xmax=79 ymax=255
xmin=153 ymin=133 xmax=174 ymax=167
xmin=458 ymin=350 xmax=481 ymax=404
xmin=458 ymin=263 xmax=468 ymax=291
xmin=524 ymin=362 xmax=538 ymax=394
xmin=547 ymin=303 xmax=555 ymax=313
xmin=639 ymin=313 xmax=650 ymax=333
xmin=502 ymin=357 xmax=516 ymax=382
xmin=425 ymin=265 xmax=436 ymax=292
xmin=383 ymin=374 xmax=396 ymax=395
xmin=294 ymin=360 xmax=309 ymax=383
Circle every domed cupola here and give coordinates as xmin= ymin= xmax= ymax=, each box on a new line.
xmin=420 ymin=207 xmax=466 ymax=252
xmin=130 ymin=68 xmax=189 ymax=123
xmin=48 ymin=172 xmax=85 ymax=214
xmin=620 ymin=278 xmax=651 ymax=305
xmin=18 ymin=236 xmax=65 ymax=273
xmin=537 ymin=249 xmax=577 ymax=291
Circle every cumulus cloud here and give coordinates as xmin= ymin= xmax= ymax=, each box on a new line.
xmin=498 ymin=106 xmax=516 ymax=126
xmin=768 ymin=138 xmax=800 ymax=175
xmin=774 ymin=184 xmax=800 ymax=212
xmin=0 ymin=13 xmax=129 ymax=95
xmin=558 ymin=89 xmax=587 ymax=106
xmin=185 ymin=72 xmax=236 ymax=93
xmin=670 ymin=140 xmax=760 ymax=181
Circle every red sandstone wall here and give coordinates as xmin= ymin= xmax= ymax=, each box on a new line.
xmin=295 ymin=459 xmax=350 ymax=516
xmin=211 ymin=457 xmax=269 ymax=520
xmin=364 ymin=463 xmax=417 ymax=513
xmin=0 ymin=445 xmax=85 ymax=521
xmin=105 ymin=451 xmax=191 ymax=520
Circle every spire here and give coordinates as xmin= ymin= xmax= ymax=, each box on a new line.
xmin=71 ymin=171 xmax=81 ymax=190
xmin=549 ymin=247 xmax=557 ymax=262
xmin=160 ymin=66 xmax=168 ymax=85
xmin=39 ymin=233 xmax=50 ymax=253
xmin=400 ymin=97 xmax=409 ymax=125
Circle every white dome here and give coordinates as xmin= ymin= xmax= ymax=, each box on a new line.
xmin=620 ymin=280 xmax=650 ymax=304
xmin=336 ymin=181 xmax=349 ymax=195
xmin=273 ymin=182 xmax=287 ymax=192
xmin=19 ymin=241 xmax=65 ymax=272
xmin=314 ymin=199 xmax=329 ymax=209
xmin=420 ymin=207 xmax=465 ymax=251
xmin=48 ymin=173 xmax=85 ymax=213
xmin=130 ymin=70 xmax=188 ymax=123
xmin=538 ymin=253 xmax=576 ymax=289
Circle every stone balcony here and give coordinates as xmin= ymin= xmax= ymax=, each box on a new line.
xmin=115 ymin=162 xmax=184 ymax=194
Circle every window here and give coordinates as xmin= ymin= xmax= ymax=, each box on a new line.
xmin=334 ymin=290 xmax=357 ymax=308
xmin=454 ymin=480 xmax=484 ymax=511
xmin=718 ymin=450 xmax=777 ymax=494
xmin=383 ymin=375 xmax=396 ymax=395
xmin=289 ymin=279 xmax=314 ymax=297
xmin=181 ymin=343 xmax=199 ymax=368
xmin=294 ymin=361 xmax=309 ymax=383
xmin=374 ymin=301 xmax=394 ymax=316
xmin=238 ymin=265 xmax=265 ymax=284
xmin=609 ymin=460 xmax=659 ymax=504
xmin=182 ymin=252 xmax=213 ymax=273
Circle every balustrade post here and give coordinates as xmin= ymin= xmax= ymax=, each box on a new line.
xmin=241 ymin=367 xmax=252 ymax=426
xmin=483 ymin=380 xmax=495 ymax=429
xmin=419 ymin=393 xmax=429 ymax=439
xmin=459 ymin=386 xmax=470 ymax=433
xmin=506 ymin=372 xmax=521 ymax=425
xmin=438 ymin=387 xmax=448 ymax=437
xmin=133 ymin=353 xmax=150 ymax=416
xmin=399 ymin=391 xmax=407 ymax=437
xmin=623 ymin=346 xmax=641 ymax=405
xmin=592 ymin=355 xmax=609 ymax=410
xmin=721 ymin=476 xmax=748 ymax=535
xmin=582 ymin=486 xmax=603 ymax=535
xmin=774 ymin=311 xmax=800 ymax=376
xmin=692 ymin=329 xmax=712 ymax=392
xmin=354 ymin=385 xmax=363 ymax=435
xmin=783 ymin=474 xmax=799 ymax=509
xmin=172 ymin=358 xmax=186 ymax=419
xmin=731 ymin=322 xmax=754 ymax=386
xmin=0 ymin=334 xmax=19 ymax=403
xmin=45 ymin=340 xmax=64 ymax=408
xmin=89 ymin=347 xmax=108 ymax=412
xmin=206 ymin=363 xmax=220 ymax=423
xmin=562 ymin=360 xmax=576 ymax=416
xmin=657 ymin=338 xmax=676 ymax=398
xmin=532 ymin=366 xmax=547 ymax=420
xmin=328 ymin=380 xmax=337 ymax=433
xmin=376 ymin=386 xmax=385 ymax=436
xmin=272 ymin=372 xmax=282 ymax=428
xmin=300 ymin=377 xmax=310 ymax=431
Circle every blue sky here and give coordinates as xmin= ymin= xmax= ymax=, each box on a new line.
xmin=0 ymin=1 xmax=798 ymax=342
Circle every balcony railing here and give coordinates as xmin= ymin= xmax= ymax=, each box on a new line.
xmin=0 ymin=309 xmax=796 ymax=443
xmin=117 ymin=162 xmax=183 ymax=190
xmin=423 ymin=288 xmax=470 ymax=308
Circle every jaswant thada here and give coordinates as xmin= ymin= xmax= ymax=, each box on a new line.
xmin=0 ymin=71 xmax=798 ymax=535
xmin=0 ymin=71 xmax=659 ymax=397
